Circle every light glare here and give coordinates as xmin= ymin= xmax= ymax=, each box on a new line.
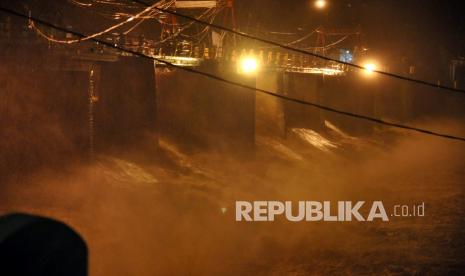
xmin=363 ymin=63 xmax=376 ymax=74
xmin=315 ymin=0 xmax=326 ymax=9
xmin=239 ymin=57 xmax=258 ymax=74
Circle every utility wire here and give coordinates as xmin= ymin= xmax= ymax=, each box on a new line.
xmin=31 ymin=3 xmax=218 ymax=46
xmin=1 ymin=6 xmax=465 ymax=143
xmin=29 ymin=1 xmax=161 ymax=44
xmin=131 ymin=0 xmax=465 ymax=95
xmin=285 ymin=29 xmax=317 ymax=46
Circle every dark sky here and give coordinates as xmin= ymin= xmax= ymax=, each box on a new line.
xmin=3 ymin=0 xmax=464 ymax=81
xmin=234 ymin=0 xmax=465 ymax=80
xmin=236 ymin=0 xmax=465 ymax=54
xmin=7 ymin=0 xmax=465 ymax=57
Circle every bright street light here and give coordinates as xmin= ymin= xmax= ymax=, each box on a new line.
xmin=364 ymin=63 xmax=376 ymax=72
xmin=238 ymin=56 xmax=259 ymax=75
xmin=314 ymin=0 xmax=327 ymax=9
xmin=362 ymin=62 xmax=377 ymax=76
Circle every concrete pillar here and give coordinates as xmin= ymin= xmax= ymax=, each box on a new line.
xmin=96 ymin=57 xmax=158 ymax=151
xmin=255 ymin=71 xmax=286 ymax=138
xmin=156 ymin=63 xmax=255 ymax=155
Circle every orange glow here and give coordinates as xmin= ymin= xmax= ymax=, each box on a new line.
xmin=315 ymin=0 xmax=327 ymax=9
xmin=238 ymin=57 xmax=259 ymax=74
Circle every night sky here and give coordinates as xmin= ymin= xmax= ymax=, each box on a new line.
xmin=3 ymin=0 xmax=465 ymax=81
xmin=236 ymin=0 xmax=465 ymax=55
xmin=236 ymin=0 xmax=465 ymax=80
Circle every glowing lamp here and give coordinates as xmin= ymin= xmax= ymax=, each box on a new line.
xmin=364 ymin=63 xmax=376 ymax=73
xmin=239 ymin=57 xmax=259 ymax=75
xmin=315 ymin=0 xmax=327 ymax=9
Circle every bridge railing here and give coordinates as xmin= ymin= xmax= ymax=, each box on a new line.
xmin=0 ymin=17 xmax=347 ymax=75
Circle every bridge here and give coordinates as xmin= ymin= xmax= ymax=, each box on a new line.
xmin=0 ymin=0 xmax=445 ymax=160
xmin=1 ymin=0 xmax=359 ymax=73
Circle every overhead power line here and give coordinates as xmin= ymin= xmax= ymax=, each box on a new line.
xmin=285 ymin=29 xmax=317 ymax=46
xmin=131 ymin=0 xmax=465 ymax=95
xmin=29 ymin=0 xmax=217 ymax=44
xmin=1 ymin=7 xmax=465 ymax=143
xmin=29 ymin=0 xmax=161 ymax=44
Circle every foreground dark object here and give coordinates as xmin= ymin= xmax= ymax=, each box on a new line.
xmin=0 ymin=213 xmax=87 ymax=276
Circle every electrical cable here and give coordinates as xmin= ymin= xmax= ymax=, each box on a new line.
xmin=1 ymin=6 xmax=465 ymax=143
xmin=29 ymin=0 xmax=160 ymax=44
xmin=130 ymin=0 xmax=465 ymax=95
xmin=285 ymin=29 xmax=317 ymax=46
xmin=302 ymin=34 xmax=350 ymax=50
